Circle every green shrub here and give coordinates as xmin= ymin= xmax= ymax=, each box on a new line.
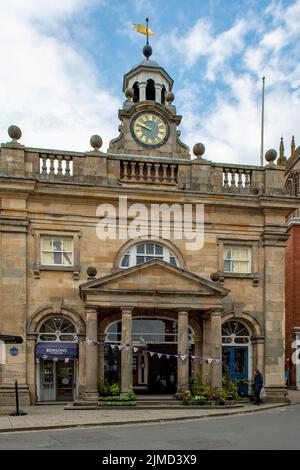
xmin=215 ymin=389 xmax=228 ymax=402
xmin=180 ymin=389 xmax=192 ymax=402
xmin=109 ymin=383 xmax=120 ymax=396
xmin=98 ymin=401 xmax=136 ymax=407
xmin=125 ymin=391 xmax=136 ymax=401
xmin=98 ymin=383 xmax=109 ymax=397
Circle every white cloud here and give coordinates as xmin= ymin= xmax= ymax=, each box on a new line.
xmin=0 ymin=0 xmax=120 ymax=151
xmin=156 ymin=1 xmax=300 ymax=164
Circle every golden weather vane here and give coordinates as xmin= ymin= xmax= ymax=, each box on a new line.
xmin=133 ymin=18 xmax=156 ymax=45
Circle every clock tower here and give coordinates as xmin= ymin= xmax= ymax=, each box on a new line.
xmin=108 ymin=42 xmax=190 ymax=159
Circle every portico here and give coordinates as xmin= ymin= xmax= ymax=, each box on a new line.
xmin=79 ymin=259 xmax=229 ymax=399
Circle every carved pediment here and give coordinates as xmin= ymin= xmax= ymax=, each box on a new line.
xmin=80 ymin=259 xmax=229 ymax=298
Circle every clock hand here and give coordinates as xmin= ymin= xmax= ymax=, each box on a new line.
xmin=139 ymin=123 xmax=152 ymax=131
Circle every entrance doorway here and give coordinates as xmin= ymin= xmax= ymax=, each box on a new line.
xmin=132 ymin=345 xmax=177 ymax=394
xmin=39 ymin=359 xmax=76 ymax=402
xmin=222 ymin=320 xmax=251 ymax=396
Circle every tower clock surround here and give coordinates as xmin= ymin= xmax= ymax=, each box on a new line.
xmin=130 ymin=110 xmax=170 ymax=149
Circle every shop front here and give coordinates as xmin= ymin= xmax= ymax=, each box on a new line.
xmin=35 ymin=317 xmax=79 ymax=402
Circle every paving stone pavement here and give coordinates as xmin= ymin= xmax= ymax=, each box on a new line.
xmin=0 ymin=390 xmax=299 ymax=433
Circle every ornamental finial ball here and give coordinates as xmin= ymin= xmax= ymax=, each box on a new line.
xmin=125 ymin=87 xmax=134 ymax=99
xmin=165 ymin=91 xmax=175 ymax=104
xmin=193 ymin=143 xmax=206 ymax=157
xmin=8 ymin=125 xmax=22 ymax=141
xmin=143 ymin=44 xmax=152 ymax=59
xmin=87 ymin=266 xmax=97 ymax=278
xmin=265 ymin=148 xmax=277 ymax=163
xmin=90 ymin=134 xmax=102 ymax=151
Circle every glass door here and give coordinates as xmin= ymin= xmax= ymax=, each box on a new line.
xmin=56 ymin=360 xmax=74 ymax=401
xmin=40 ymin=360 xmax=56 ymax=401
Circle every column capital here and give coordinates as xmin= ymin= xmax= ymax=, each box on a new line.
xmin=176 ymin=310 xmax=189 ymax=316
xmin=85 ymin=306 xmax=98 ymax=319
xmin=210 ymin=308 xmax=223 ymax=317
xmin=139 ymin=81 xmax=147 ymax=88
xmin=121 ymin=307 xmax=134 ymax=315
xmin=154 ymin=83 xmax=163 ymax=90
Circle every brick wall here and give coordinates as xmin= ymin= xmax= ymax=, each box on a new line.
xmin=286 ymin=224 xmax=300 ymax=386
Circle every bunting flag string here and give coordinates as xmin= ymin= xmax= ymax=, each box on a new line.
xmin=84 ymin=338 xmax=221 ymax=364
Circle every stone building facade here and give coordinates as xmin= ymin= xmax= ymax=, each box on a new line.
xmin=0 ymin=49 xmax=297 ymax=406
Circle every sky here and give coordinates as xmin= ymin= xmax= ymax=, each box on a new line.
xmin=0 ymin=0 xmax=299 ymax=165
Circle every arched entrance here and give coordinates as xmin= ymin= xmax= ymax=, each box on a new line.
xmin=105 ymin=317 xmax=195 ymax=394
xmin=222 ymin=320 xmax=251 ymax=394
xmin=35 ymin=316 xmax=79 ymax=402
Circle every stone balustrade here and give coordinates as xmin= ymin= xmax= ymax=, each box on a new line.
xmin=39 ymin=153 xmax=73 ymax=179
xmin=222 ymin=166 xmax=252 ymax=193
xmin=0 ymin=141 xmax=286 ymax=195
xmin=120 ymin=160 xmax=178 ymax=185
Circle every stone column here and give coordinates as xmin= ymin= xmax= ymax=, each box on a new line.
xmin=83 ymin=307 xmax=98 ymax=402
xmin=263 ymin=231 xmax=289 ymax=402
xmin=211 ymin=309 xmax=222 ymax=389
xmin=139 ymin=82 xmax=147 ymax=101
xmin=192 ymin=335 xmax=201 ymax=378
xmin=177 ymin=311 xmax=189 ymax=392
xmin=154 ymin=83 xmax=163 ymax=103
xmin=201 ymin=316 xmax=211 ymax=384
xmin=121 ymin=307 xmax=133 ymax=394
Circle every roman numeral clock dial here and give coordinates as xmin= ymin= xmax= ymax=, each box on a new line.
xmin=130 ymin=111 xmax=170 ymax=148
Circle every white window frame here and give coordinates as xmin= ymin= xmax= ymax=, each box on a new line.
xmin=223 ymin=245 xmax=251 ymax=274
xmin=41 ymin=236 xmax=74 ymax=267
xmin=120 ymin=242 xmax=179 ymax=268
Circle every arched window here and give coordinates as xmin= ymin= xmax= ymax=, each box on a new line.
xmin=105 ymin=318 xmax=194 ymax=344
xmin=222 ymin=321 xmax=250 ymax=344
xmin=133 ymin=82 xmax=139 ymax=103
xmin=146 ymin=79 xmax=155 ymax=101
xmin=120 ymin=242 xmax=179 ymax=268
xmin=38 ymin=317 xmax=77 ymax=342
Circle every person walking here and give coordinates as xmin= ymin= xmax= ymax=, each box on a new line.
xmin=253 ymin=369 xmax=263 ymax=405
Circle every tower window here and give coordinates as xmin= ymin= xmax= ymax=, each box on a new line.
xmin=161 ymin=85 xmax=166 ymax=104
xmin=146 ymin=79 xmax=155 ymax=101
xmin=133 ymin=82 xmax=139 ymax=103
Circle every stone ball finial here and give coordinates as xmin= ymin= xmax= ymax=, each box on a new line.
xmin=165 ymin=91 xmax=175 ymax=104
xmin=8 ymin=125 xmax=22 ymax=142
xmin=143 ymin=44 xmax=152 ymax=59
xmin=90 ymin=134 xmax=102 ymax=151
xmin=265 ymin=148 xmax=277 ymax=164
xmin=210 ymin=272 xmax=220 ymax=282
xmin=87 ymin=266 xmax=97 ymax=278
xmin=125 ymin=87 xmax=134 ymax=100
xmin=193 ymin=143 xmax=206 ymax=158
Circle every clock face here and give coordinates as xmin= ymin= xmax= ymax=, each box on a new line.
xmin=130 ymin=111 xmax=169 ymax=148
